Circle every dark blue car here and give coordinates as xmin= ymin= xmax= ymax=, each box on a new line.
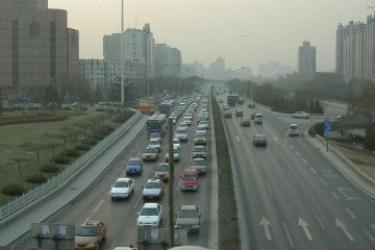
xmin=126 ymin=157 xmax=143 ymax=176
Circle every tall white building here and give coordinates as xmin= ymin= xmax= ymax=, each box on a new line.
xmin=336 ymin=14 xmax=375 ymax=81
xmin=79 ymin=59 xmax=105 ymax=88
xmin=103 ymin=23 xmax=156 ymax=82
xmin=155 ymin=44 xmax=181 ymax=77
xmin=298 ymin=41 xmax=316 ymax=81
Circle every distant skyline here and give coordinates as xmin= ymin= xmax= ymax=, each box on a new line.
xmin=49 ymin=0 xmax=371 ymax=72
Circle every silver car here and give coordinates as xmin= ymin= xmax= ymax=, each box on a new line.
xmin=175 ymin=205 xmax=201 ymax=234
xmin=191 ymin=158 xmax=207 ymax=175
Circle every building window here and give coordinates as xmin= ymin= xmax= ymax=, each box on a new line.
xmin=30 ymin=22 xmax=40 ymax=37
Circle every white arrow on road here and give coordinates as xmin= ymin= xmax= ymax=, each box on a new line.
xmin=298 ymin=218 xmax=313 ymax=241
xmin=259 ymin=217 xmax=272 ymax=240
xmin=336 ymin=218 xmax=355 ymax=241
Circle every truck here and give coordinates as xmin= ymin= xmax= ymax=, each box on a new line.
xmin=227 ymin=95 xmax=239 ymax=106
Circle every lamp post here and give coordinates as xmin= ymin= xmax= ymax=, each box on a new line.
xmin=120 ymin=0 xmax=125 ymax=106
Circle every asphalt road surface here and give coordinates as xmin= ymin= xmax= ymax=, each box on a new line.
xmin=222 ymin=101 xmax=375 ymax=250
xmin=9 ymin=101 xmax=215 ymax=249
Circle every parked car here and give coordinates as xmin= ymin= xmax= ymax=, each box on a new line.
xmin=137 ymin=203 xmax=163 ymax=228
xmin=175 ymin=205 xmax=201 ymax=234
xmin=191 ymin=158 xmax=207 ymax=175
xmin=192 ymin=146 xmax=207 ymax=159
xmin=75 ymin=221 xmax=107 ymax=249
xmin=253 ymin=134 xmax=267 ymax=147
xmin=291 ymin=111 xmax=310 ymax=119
xmin=180 ymin=168 xmax=199 ymax=191
xmin=288 ymin=123 xmax=299 ymax=136
xmin=110 ymin=178 xmax=135 ymax=199
xmin=126 ymin=157 xmax=143 ymax=176
xmin=240 ymin=118 xmax=251 ymax=127
xmin=154 ymin=163 xmax=169 ymax=182
xmin=143 ymin=178 xmax=164 ymax=200
xmin=142 ymin=146 xmax=159 ymax=161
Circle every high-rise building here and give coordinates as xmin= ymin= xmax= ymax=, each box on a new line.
xmin=298 ymin=41 xmax=316 ymax=81
xmin=209 ymin=57 xmax=226 ymax=80
xmin=336 ymin=14 xmax=375 ymax=81
xmin=0 ymin=0 xmax=79 ymax=94
xmin=80 ymin=59 xmax=105 ymax=88
xmin=103 ymin=23 xmax=156 ymax=82
xmin=155 ymin=44 xmax=181 ymax=77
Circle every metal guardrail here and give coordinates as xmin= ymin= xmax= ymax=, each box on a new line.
xmin=0 ymin=113 xmax=142 ymax=222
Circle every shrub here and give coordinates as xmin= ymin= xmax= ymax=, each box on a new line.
xmin=83 ymin=137 xmax=98 ymax=146
xmin=112 ymin=111 xmax=134 ymax=123
xmin=76 ymin=144 xmax=90 ymax=151
xmin=25 ymin=174 xmax=47 ymax=184
xmin=1 ymin=184 xmax=26 ymax=196
xmin=53 ymin=156 xmax=71 ymax=165
xmin=63 ymin=148 xmax=81 ymax=158
xmin=40 ymin=164 xmax=60 ymax=173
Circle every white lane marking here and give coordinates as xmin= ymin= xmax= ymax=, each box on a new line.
xmin=282 ymin=223 xmax=294 ymax=247
xmin=338 ymin=187 xmax=359 ymax=200
xmin=301 ymin=158 xmax=309 ymax=165
xmin=93 ymin=199 xmax=105 ymax=213
xmin=345 ymin=208 xmax=357 ymax=219
xmin=133 ymin=193 xmax=143 ymax=209
xmin=272 ymin=136 xmax=279 ymax=143
xmin=311 ymin=208 xmax=325 ymax=229
xmin=336 ymin=218 xmax=355 ymax=241
xmin=266 ymin=181 xmax=274 ymax=196
xmin=259 ymin=217 xmax=272 ymax=240
xmin=332 ymin=192 xmax=340 ymax=200
xmin=295 ymin=151 xmax=301 ymax=157
xmin=298 ymin=217 xmax=313 ymax=241
xmin=363 ymin=228 xmax=375 ymax=241
xmin=235 ymin=136 xmax=240 ymax=142
xmin=310 ymin=167 xmax=317 ymax=174
xmin=319 ymin=178 xmax=327 ymax=187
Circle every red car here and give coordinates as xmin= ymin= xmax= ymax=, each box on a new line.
xmin=180 ymin=168 xmax=199 ymax=191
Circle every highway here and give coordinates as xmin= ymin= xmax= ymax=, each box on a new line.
xmin=221 ymin=99 xmax=375 ymax=250
xmin=9 ymin=98 xmax=216 ymax=249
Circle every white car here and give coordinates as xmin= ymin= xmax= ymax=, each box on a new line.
xmin=149 ymin=138 xmax=162 ymax=152
xmin=173 ymin=138 xmax=182 ymax=151
xmin=143 ymin=178 xmax=164 ymax=200
xmin=292 ymin=111 xmax=310 ymax=119
xmin=110 ymin=178 xmax=135 ymax=199
xmin=198 ymin=121 xmax=209 ymax=129
xmin=176 ymin=127 xmax=189 ymax=142
xmin=137 ymin=203 xmax=163 ymax=227
xmin=288 ymin=123 xmax=299 ymax=136
xmin=142 ymin=146 xmax=159 ymax=161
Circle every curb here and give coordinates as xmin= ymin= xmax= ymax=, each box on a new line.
xmin=304 ymin=129 xmax=375 ymax=199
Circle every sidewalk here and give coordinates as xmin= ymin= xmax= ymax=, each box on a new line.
xmin=305 ymin=131 xmax=375 ymax=199
xmin=0 ymin=115 xmax=147 ymax=247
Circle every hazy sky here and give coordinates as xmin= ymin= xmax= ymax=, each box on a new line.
xmin=49 ymin=0 xmax=371 ymax=72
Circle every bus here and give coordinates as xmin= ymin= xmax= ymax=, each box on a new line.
xmin=139 ymin=101 xmax=155 ymax=115
xmin=146 ymin=113 xmax=167 ymax=136
xmin=159 ymin=100 xmax=175 ymax=117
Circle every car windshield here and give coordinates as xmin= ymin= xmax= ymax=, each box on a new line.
xmin=155 ymin=164 xmax=168 ymax=172
xmin=193 ymin=159 xmax=205 ymax=165
xmin=114 ymin=181 xmax=128 ymax=188
xmin=194 ymin=147 xmax=205 ymax=152
xmin=129 ymin=159 xmax=140 ymax=165
xmin=183 ymin=174 xmax=197 ymax=180
xmin=145 ymin=182 xmax=161 ymax=189
xmin=140 ymin=208 xmax=158 ymax=216
xmin=75 ymin=227 xmax=98 ymax=237
xmin=178 ymin=209 xmax=198 ymax=218
xmin=150 ymin=141 xmax=160 ymax=145
xmin=144 ymin=147 xmax=157 ymax=153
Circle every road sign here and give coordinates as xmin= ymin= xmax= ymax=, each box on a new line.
xmin=324 ymin=118 xmax=332 ymax=137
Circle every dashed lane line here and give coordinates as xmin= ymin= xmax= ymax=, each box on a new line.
xmin=282 ymin=223 xmax=294 ymax=248
xmin=312 ymin=208 xmax=325 ymax=229
xmin=332 ymin=192 xmax=341 ymax=200
xmin=93 ymin=199 xmax=105 ymax=213
xmin=345 ymin=208 xmax=357 ymax=219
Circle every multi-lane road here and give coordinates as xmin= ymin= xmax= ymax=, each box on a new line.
xmin=222 ymin=98 xmax=375 ymax=250
xmin=9 ymin=98 xmax=217 ymax=249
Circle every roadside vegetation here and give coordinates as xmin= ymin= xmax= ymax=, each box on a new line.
xmin=211 ymin=89 xmax=241 ymax=249
xmin=0 ymin=108 xmax=134 ymax=205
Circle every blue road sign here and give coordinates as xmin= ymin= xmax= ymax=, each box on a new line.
xmin=324 ymin=118 xmax=332 ymax=137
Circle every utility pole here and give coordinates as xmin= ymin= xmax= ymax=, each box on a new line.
xmin=120 ymin=0 xmax=125 ymax=106
xmin=168 ymin=118 xmax=175 ymax=247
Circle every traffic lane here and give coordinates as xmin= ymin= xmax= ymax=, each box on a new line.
xmin=228 ymin=116 xmax=340 ymax=250
xmin=9 ymin=126 xmax=149 ymax=249
xmin=223 ymin=118 xmax=292 ymax=250
xmin=258 ymin=111 xmax=375 ymax=249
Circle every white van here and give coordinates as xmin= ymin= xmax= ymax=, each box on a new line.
xmin=254 ymin=113 xmax=264 ymax=124
xmin=288 ymin=123 xmax=299 ymax=136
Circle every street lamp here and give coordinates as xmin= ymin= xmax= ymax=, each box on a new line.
xmin=120 ymin=0 xmax=125 ymax=106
